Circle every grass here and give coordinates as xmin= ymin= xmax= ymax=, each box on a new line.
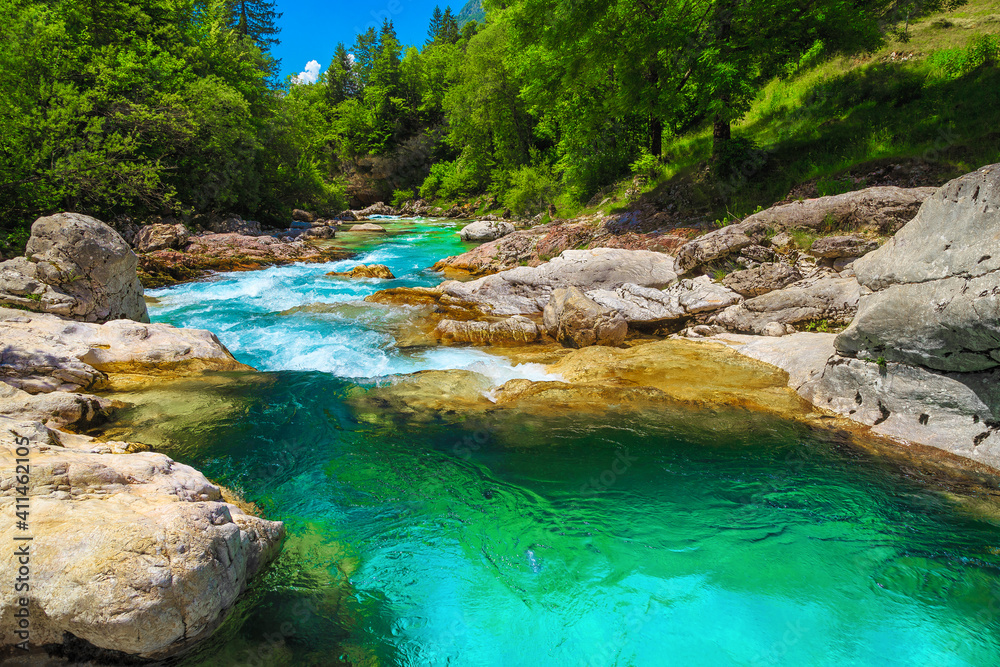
xmin=789 ymin=229 xmax=819 ymax=250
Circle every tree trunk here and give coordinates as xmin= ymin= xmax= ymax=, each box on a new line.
xmin=712 ymin=114 xmax=730 ymax=158
xmin=650 ymin=117 xmax=662 ymax=158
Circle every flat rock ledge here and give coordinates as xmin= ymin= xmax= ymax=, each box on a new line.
xmin=0 ymin=307 xmax=252 ymax=394
xmin=714 ymin=332 xmax=1000 ymax=471
xmin=0 ymin=418 xmax=284 ymax=661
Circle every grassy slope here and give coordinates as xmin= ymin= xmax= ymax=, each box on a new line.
xmin=557 ymin=0 xmax=1000 ymax=224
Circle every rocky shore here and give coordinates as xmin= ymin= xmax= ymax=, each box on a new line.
xmin=0 ymin=216 xmax=283 ymax=662
xmin=367 ymin=164 xmax=1000 ymax=472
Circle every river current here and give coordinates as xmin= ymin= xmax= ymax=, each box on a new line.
xmin=121 ymin=218 xmax=1000 ymax=666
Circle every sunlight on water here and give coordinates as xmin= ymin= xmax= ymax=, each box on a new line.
xmin=136 ymin=219 xmax=1000 ymax=667
xmin=147 ymin=220 xmax=552 ymax=382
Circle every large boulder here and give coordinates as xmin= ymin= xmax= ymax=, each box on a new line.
xmin=673 ymin=186 xmax=935 ymax=273
xmin=437 ymin=248 xmax=679 ymax=315
xmin=543 ymin=286 xmax=627 ymax=348
xmin=740 ymin=186 xmax=935 ymax=234
xmin=0 ymin=213 xmax=148 ymax=323
xmin=675 ymin=231 xmax=752 ymax=272
xmin=459 ymin=220 xmax=516 ymax=242
xmin=588 ymin=276 xmax=742 ymax=326
xmin=292 ymin=208 xmax=315 ymax=222
xmin=133 ymin=223 xmax=190 ymax=253
xmin=713 ymin=274 xmax=861 ymax=334
xmin=0 ymin=419 xmax=284 ymax=660
xmin=0 ymin=307 xmax=251 ymax=394
xmin=716 ymin=332 xmax=1000 ymax=470
xmin=723 ymin=263 xmax=802 ymax=297
xmin=356 ymin=202 xmax=394 ymax=217
xmin=435 ymin=316 xmax=540 ymax=346
xmin=836 ymin=164 xmax=1000 ymax=372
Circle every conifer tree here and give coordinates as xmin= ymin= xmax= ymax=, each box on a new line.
xmin=427 ymin=6 xmax=443 ymax=44
xmin=227 ymin=0 xmax=281 ymax=51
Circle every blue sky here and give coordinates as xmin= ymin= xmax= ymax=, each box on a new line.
xmin=272 ymin=0 xmax=460 ymax=82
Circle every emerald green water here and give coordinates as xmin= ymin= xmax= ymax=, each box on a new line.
xmin=135 ymin=219 xmax=1000 ymax=666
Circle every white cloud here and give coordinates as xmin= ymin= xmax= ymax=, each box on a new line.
xmin=292 ymin=60 xmax=321 ymax=85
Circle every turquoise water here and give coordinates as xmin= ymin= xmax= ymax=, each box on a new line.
xmin=137 ymin=220 xmax=1000 ymax=667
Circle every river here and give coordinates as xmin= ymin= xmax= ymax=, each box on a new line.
xmin=112 ymin=218 xmax=1000 ymax=666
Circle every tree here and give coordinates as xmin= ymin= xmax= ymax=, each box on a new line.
xmin=326 ymin=43 xmax=356 ymax=105
xmin=227 ymin=0 xmax=281 ymax=51
xmin=439 ymin=7 xmax=460 ymax=44
xmin=427 ymin=5 xmax=443 ymax=44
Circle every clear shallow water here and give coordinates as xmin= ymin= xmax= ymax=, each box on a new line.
xmin=135 ymin=220 xmax=1000 ymax=667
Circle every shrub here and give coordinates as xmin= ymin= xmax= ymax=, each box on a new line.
xmin=930 ymin=35 xmax=1000 ymax=79
xmin=419 ymin=160 xmax=481 ymax=201
xmin=0 ymin=227 xmax=30 ymax=259
xmin=392 ymin=188 xmax=416 ymax=207
xmin=500 ymin=163 xmax=560 ymax=216
xmin=630 ymin=148 xmax=659 ymax=178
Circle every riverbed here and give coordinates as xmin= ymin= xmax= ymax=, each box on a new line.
xmin=115 ymin=218 xmax=1000 ymax=666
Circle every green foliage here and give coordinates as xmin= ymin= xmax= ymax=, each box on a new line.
xmin=714 ymin=137 xmax=768 ymax=179
xmin=803 ymin=319 xmax=833 ymax=332
xmin=630 ymin=149 xmax=660 ymax=178
xmin=419 ymin=159 xmax=481 ymax=201
xmin=392 ymin=188 xmax=416 ymax=207
xmin=0 ymin=227 xmax=30 ymax=258
xmin=500 ymin=162 xmax=559 ymax=216
xmin=789 ymin=229 xmax=818 ymax=250
xmin=876 ymin=355 xmax=888 ymax=368
xmin=929 ymin=34 xmax=1000 ymax=78
xmin=816 ymin=176 xmax=859 ymax=197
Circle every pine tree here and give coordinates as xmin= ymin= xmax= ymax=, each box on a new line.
xmin=227 ymin=0 xmax=281 ymax=51
xmin=439 ymin=7 xmax=459 ymax=44
xmin=326 ymin=42 xmax=356 ymax=104
xmin=426 ymin=6 xmax=443 ymax=44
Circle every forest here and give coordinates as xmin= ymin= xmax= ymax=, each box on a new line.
xmin=2 ymin=0 xmax=999 ymax=254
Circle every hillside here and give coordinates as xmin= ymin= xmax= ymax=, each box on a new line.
xmin=576 ymin=0 xmax=1000 ymax=226
xmin=457 ymin=0 xmax=485 ymax=26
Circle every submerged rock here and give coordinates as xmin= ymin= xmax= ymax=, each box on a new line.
xmin=0 ymin=213 xmax=149 ymax=323
xmin=348 ymin=223 xmax=387 ymax=233
xmin=327 ymin=264 xmax=395 ymax=279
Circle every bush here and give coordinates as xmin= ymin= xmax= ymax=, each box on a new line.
xmin=630 ymin=148 xmax=659 ymax=178
xmin=392 ymin=188 xmax=416 ymax=207
xmin=419 ymin=159 xmax=481 ymax=201
xmin=930 ymin=35 xmax=1000 ymax=79
xmin=500 ymin=163 xmax=560 ymax=216
xmin=0 ymin=226 xmax=30 ymax=259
